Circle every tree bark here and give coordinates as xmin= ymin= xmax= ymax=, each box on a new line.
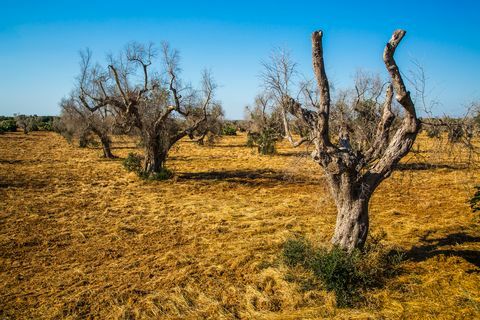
xmin=100 ymin=134 xmax=115 ymax=159
xmin=331 ymin=196 xmax=370 ymax=251
xmin=144 ymin=136 xmax=168 ymax=174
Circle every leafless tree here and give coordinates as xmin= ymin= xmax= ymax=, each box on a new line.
xmin=260 ymin=49 xmax=311 ymax=147
xmin=75 ymin=42 xmax=218 ymax=176
xmin=406 ymin=60 xmax=479 ymax=163
xmin=285 ymin=30 xmax=420 ymax=251
xmin=59 ymin=95 xmax=117 ymax=158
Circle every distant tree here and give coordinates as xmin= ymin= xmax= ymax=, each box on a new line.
xmin=260 ymin=48 xmax=311 ymax=147
xmin=188 ymin=102 xmax=225 ymax=145
xmin=245 ymin=93 xmax=284 ymax=155
xmin=0 ymin=119 xmax=17 ymax=133
xmin=14 ymin=114 xmax=39 ymax=134
xmin=284 ymin=30 xmax=419 ymax=251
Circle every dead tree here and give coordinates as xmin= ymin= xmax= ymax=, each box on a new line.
xmin=261 ymin=48 xmax=311 ymax=147
xmin=77 ymin=43 xmax=217 ymax=176
xmin=286 ymin=30 xmax=419 ymax=251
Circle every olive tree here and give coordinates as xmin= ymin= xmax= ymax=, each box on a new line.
xmin=245 ymin=93 xmax=284 ymax=154
xmin=285 ymin=30 xmax=419 ymax=251
xmin=76 ymin=42 xmax=217 ymax=176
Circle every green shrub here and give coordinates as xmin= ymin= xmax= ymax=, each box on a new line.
xmin=0 ymin=119 xmax=17 ymax=133
xmin=122 ymin=153 xmax=173 ymax=180
xmin=222 ymin=125 xmax=237 ymax=136
xmin=282 ymin=233 xmax=403 ymax=307
xmin=283 ymin=238 xmax=312 ymax=267
xmin=38 ymin=121 xmax=53 ymax=131
xmin=247 ymin=130 xmax=277 ymax=155
xmin=123 ymin=153 xmax=143 ymax=174
xmin=470 ymin=185 xmax=480 ymax=213
xmin=146 ymin=167 xmax=173 ymax=181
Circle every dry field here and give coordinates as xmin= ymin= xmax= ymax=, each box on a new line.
xmin=0 ymin=131 xmax=479 ymax=319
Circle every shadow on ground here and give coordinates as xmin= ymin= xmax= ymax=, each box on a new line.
xmin=406 ymin=232 xmax=480 ymax=268
xmin=177 ymin=168 xmax=322 ymax=186
xmin=397 ymin=162 xmax=469 ymax=171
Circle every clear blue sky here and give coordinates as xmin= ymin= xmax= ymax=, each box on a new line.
xmin=0 ymin=0 xmax=479 ymax=119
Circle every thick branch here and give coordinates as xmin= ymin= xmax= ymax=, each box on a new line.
xmin=108 ymin=65 xmax=129 ymax=106
xmin=281 ymin=97 xmax=311 ymax=147
xmin=363 ymin=30 xmax=420 ymax=188
xmin=364 ymin=84 xmax=395 ymax=160
xmin=312 ymin=31 xmax=332 ymax=147
xmin=383 ymin=30 xmax=417 ymax=124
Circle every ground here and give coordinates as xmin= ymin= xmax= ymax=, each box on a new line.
xmin=0 ymin=131 xmax=479 ymax=319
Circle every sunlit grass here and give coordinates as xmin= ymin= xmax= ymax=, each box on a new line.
xmin=0 ymin=131 xmax=479 ymax=319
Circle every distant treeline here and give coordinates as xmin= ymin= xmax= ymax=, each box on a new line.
xmin=0 ymin=115 xmax=59 ymax=134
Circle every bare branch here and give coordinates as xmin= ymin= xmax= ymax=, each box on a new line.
xmin=312 ymin=30 xmax=332 ymax=147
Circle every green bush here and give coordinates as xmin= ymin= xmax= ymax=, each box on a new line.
xmin=222 ymin=125 xmax=237 ymax=136
xmin=283 ymin=238 xmax=312 ymax=267
xmin=0 ymin=119 xmax=17 ymax=133
xmin=282 ymin=234 xmax=403 ymax=307
xmin=470 ymin=185 xmax=480 ymax=213
xmin=122 ymin=153 xmax=143 ymax=174
xmin=122 ymin=153 xmax=173 ymax=180
xmin=247 ymin=130 xmax=277 ymax=155
xmin=147 ymin=167 xmax=173 ymax=181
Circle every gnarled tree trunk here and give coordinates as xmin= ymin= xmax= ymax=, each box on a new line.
xmin=99 ymin=134 xmax=115 ymax=159
xmin=143 ymin=134 xmax=169 ymax=174
xmin=331 ymin=191 xmax=370 ymax=250
xmin=287 ymin=29 xmax=419 ymax=252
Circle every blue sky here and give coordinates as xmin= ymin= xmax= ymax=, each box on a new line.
xmin=0 ymin=1 xmax=479 ymax=119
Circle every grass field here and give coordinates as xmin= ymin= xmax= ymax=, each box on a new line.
xmin=1 ymin=131 xmax=479 ymax=319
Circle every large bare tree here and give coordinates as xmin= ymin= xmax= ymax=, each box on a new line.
xmin=286 ymin=30 xmax=419 ymax=251
xmin=76 ymin=43 xmax=217 ymax=176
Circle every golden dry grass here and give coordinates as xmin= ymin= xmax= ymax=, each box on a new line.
xmin=0 ymin=131 xmax=479 ymax=319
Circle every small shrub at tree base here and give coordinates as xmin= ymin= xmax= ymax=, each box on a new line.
xmin=469 ymin=185 xmax=480 ymax=213
xmin=282 ymin=233 xmax=404 ymax=307
xmin=247 ymin=130 xmax=277 ymax=155
xmin=145 ymin=167 xmax=173 ymax=181
xmin=122 ymin=153 xmax=143 ymax=174
xmin=283 ymin=238 xmax=312 ymax=267
xmin=122 ymin=153 xmax=173 ymax=180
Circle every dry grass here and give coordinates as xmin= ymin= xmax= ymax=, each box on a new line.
xmin=0 ymin=131 xmax=479 ymax=319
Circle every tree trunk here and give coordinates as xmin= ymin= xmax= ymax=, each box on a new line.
xmin=331 ymin=196 xmax=370 ymax=252
xmin=100 ymin=135 xmax=115 ymax=159
xmin=144 ymin=136 xmax=167 ymax=174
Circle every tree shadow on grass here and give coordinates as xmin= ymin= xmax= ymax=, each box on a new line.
xmin=177 ymin=168 xmax=322 ymax=186
xmin=405 ymin=232 xmax=480 ymax=268
xmin=275 ymin=151 xmax=311 ymax=158
xmin=396 ymin=162 xmax=468 ymax=171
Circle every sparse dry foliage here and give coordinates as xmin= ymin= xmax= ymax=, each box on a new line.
xmin=71 ymin=42 xmax=220 ymax=177
xmin=245 ymin=93 xmax=284 ymax=155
